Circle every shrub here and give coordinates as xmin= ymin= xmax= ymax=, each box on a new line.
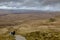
xmin=49 ymin=18 xmax=56 ymax=22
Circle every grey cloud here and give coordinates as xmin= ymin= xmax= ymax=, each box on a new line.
xmin=0 ymin=0 xmax=60 ymax=11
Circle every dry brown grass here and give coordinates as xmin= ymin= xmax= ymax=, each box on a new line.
xmin=0 ymin=12 xmax=60 ymax=40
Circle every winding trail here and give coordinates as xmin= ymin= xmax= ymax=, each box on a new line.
xmin=15 ymin=35 xmax=26 ymax=40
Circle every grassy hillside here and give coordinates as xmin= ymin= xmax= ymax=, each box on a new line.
xmin=0 ymin=12 xmax=60 ymax=40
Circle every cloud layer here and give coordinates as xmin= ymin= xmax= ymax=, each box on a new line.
xmin=0 ymin=0 xmax=60 ymax=11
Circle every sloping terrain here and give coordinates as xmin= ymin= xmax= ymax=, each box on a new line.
xmin=0 ymin=12 xmax=60 ymax=40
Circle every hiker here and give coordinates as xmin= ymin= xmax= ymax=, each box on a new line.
xmin=10 ymin=31 xmax=15 ymax=36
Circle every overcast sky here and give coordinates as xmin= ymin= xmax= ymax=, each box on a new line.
xmin=0 ymin=0 xmax=60 ymax=11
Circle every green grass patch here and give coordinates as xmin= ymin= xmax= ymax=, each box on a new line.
xmin=24 ymin=29 xmax=60 ymax=40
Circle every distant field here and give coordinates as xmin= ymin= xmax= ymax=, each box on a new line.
xmin=0 ymin=12 xmax=60 ymax=40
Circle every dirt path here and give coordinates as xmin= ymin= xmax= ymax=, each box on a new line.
xmin=15 ymin=35 xmax=26 ymax=40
